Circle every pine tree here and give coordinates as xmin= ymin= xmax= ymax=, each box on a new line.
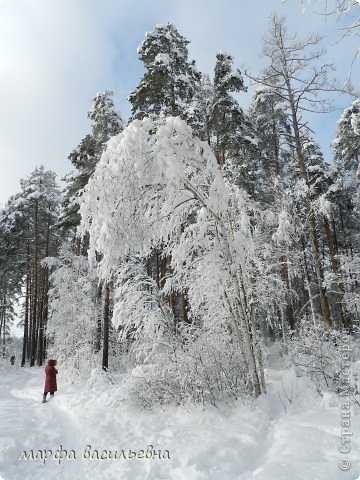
xmin=250 ymin=87 xmax=291 ymax=179
xmin=128 ymin=24 xmax=202 ymax=335
xmin=186 ymin=73 xmax=214 ymax=143
xmin=211 ymin=52 xmax=247 ymax=165
xmin=302 ymin=135 xmax=350 ymax=328
xmin=57 ymin=91 xmax=123 ymax=371
xmin=331 ymin=100 xmax=360 ymax=326
xmin=61 ymin=91 xmax=123 ymax=237
xmin=333 ymin=97 xmax=360 ymax=175
xmin=249 ymin=87 xmax=299 ymax=333
xmin=20 ymin=167 xmax=61 ymax=366
xmin=0 ymin=167 xmax=61 ymax=365
xmin=207 ymin=52 xmax=260 ymax=196
xmin=129 ymin=23 xmax=200 ymax=121
xmin=0 ymin=218 xmax=21 ymax=357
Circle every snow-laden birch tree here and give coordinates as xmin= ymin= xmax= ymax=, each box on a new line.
xmin=79 ymin=116 xmax=266 ymax=397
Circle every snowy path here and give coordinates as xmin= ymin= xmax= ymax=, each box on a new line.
xmin=0 ymin=366 xmax=89 ymax=480
xmin=1 ymin=364 xmax=360 ymax=480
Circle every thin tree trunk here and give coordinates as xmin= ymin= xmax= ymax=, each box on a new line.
xmin=280 ymin=255 xmax=295 ymax=329
xmin=307 ymin=209 xmax=332 ymax=328
xmin=41 ymin=277 xmax=49 ymax=364
xmin=37 ymin=270 xmax=45 ymax=365
xmin=0 ymin=298 xmax=5 ymax=357
xmin=102 ymin=282 xmax=110 ymax=371
xmin=1 ymin=298 xmax=6 ymax=357
xmin=95 ymin=282 xmax=102 ymax=353
xmin=179 ymin=291 xmax=189 ymax=324
xmin=27 ymin=272 xmax=32 ymax=361
xmin=37 ymin=213 xmax=51 ymax=366
xmin=287 ymin=93 xmax=332 ymax=327
xmin=30 ymin=200 xmax=39 ymax=367
xmin=37 ymin=266 xmax=49 ymax=365
xmin=21 ymin=271 xmax=30 ymax=367
xmin=219 ymin=223 xmax=264 ymax=396
xmin=323 ymin=215 xmax=349 ymax=328
xmin=95 ymin=251 xmax=103 ymax=353
xmin=302 ymin=237 xmax=318 ymax=334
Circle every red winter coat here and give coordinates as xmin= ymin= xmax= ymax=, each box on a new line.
xmin=44 ymin=359 xmax=58 ymax=393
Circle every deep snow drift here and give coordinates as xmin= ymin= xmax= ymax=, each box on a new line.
xmin=0 ymin=361 xmax=359 ymax=480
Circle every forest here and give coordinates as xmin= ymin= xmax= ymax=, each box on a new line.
xmin=0 ymin=13 xmax=359 ymax=408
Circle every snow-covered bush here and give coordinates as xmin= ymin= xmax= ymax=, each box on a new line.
xmin=289 ymin=322 xmax=360 ymax=396
xmin=111 ymin=259 xmax=249 ymax=407
xmin=122 ymin=325 xmax=249 ymax=409
xmin=87 ymin=367 xmax=118 ymax=389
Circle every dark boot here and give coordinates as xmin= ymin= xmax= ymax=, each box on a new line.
xmin=42 ymin=393 xmax=47 ymax=403
xmin=50 ymin=392 xmax=54 ymax=399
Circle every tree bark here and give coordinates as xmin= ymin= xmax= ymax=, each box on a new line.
xmin=102 ymin=282 xmax=110 ymax=371
xmin=323 ymin=215 xmax=349 ymax=328
xmin=21 ymin=270 xmax=30 ymax=367
xmin=30 ymin=200 xmax=39 ymax=367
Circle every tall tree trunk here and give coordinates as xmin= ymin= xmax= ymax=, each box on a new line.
xmin=286 ymin=82 xmax=332 ymax=327
xmin=179 ymin=291 xmax=189 ymax=324
xmin=307 ymin=209 xmax=332 ymax=328
xmin=27 ymin=272 xmax=32 ymax=361
xmin=38 ymin=212 xmax=51 ymax=365
xmin=95 ymin=282 xmax=102 ymax=353
xmin=280 ymin=255 xmax=295 ymax=329
xmin=323 ymin=215 xmax=349 ymax=328
xmin=37 ymin=270 xmax=45 ymax=365
xmin=302 ymin=237 xmax=318 ymax=334
xmin=95 ymin=251 xmax=103 ymax=353
xmin=1 ymin=299 xmax=6 ymax=357
xmin=37 ymin=269 xmax=48 ymax=365
xmin=41 ymin=276 xmax=49 ymax=364
xmin=30 ymin=200 xmax=39 ymax=367
xmin=21 ymin=271 xmax=30 ymax=367
xmin=275 ymin=27 xmax=333 ymax=328
xmin=218 ymin=222 xmax=264 ymax=396
xmin=0 ymin=298 xmax=5 ymax=357
xmin=102 ymin=282 xmax=110 ymax=371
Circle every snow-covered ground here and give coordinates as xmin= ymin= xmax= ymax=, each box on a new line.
xmin=1 ymin=361 xmax=360 ymax=480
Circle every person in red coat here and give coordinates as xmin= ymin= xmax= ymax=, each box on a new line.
xmin=42 ymin=359 xmax=58 ymax=403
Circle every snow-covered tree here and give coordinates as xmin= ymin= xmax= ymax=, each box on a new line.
xmin=0 ymin=167 xmax=61 ymax=366
xmin=19 ymin=167 xmax=61 ymax=365
xmin=88 ymin=90 xmax=124 ymax=146
xmin=186 ymin=73 xmax=214 ymax=143
xmin=211 ymin=53 xmax=260 ymax=196
xmin=45 ymin=246 xmax=99 ymax=376
xmin=128 ymin=23 xmax=200 ymax=121
xmin=333 ymin=98 xmax=360 ymax=175
xmin=80 ymin=116 xmax=266 ymax=397
xmin=61 ymin=91 xmax=123 ymax=237
xmin=249 ymin=14 xmax=351 ymax=328
xmin=250 ymin=87 xmax=291 ymax=179
xmin=210 ymin=52 xmax=247 ymax=165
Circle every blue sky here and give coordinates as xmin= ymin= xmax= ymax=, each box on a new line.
xmin=0 ymin=0 xmax=358 ymax=207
